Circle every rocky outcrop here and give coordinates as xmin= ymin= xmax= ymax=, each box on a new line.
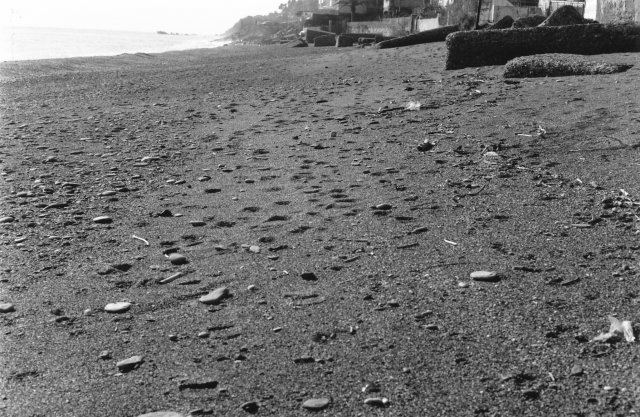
xmin=445 ymin=23 xmax=640 ymax=69
xmin=374 ymin=25 xmax=459 ymax=49
xmin=511 ymin=15 xmax=546 ymax=28
xmin=539 ymin=5 xmax=586 ymax=26
xmin=504 ymin=53 xmax=633 ymax=77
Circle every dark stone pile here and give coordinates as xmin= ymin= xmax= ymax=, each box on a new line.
xmin=504 ymin=53 xmax=633 ymax=77
xmin=446 ymin=23 xmax=640 ymax=69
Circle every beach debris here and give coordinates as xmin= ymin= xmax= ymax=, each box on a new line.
xmin=116 ymin=355 xmax=144 ymax=372
xmin=405 ymin=101 xmax=422 ymax=111
xmin=592 ymin=316 xmax=635 ymax=343
xmin=132 ymin=234 xmax=150 ymax=245
xmin=104 ymin=302 xmax=132 ymax=313
xmin=302 ymin=397 xmax=331 ymax=411
xmin=199 ymin=287 xmax=230 ymax=305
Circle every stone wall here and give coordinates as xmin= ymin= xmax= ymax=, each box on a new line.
xmin=597 ymin=0 xmax=640 ymax=22
xmin=375 ymin=25 xmax=459 ymax=48
xmin=445 ymin=23 xmax=640 ymax=69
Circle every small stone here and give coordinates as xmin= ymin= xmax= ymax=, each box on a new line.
xmin=100 ymin=190 xmax=117 ymax=196
xmin=470 ymin=270 xmax=501 ymax=282
xmin=249 ymin=245 xmax=260 ymax=253
xmin=168 ymin=253 xmax=188 ymax=265
xmin=199 ymin=287 xmax=229 ymax=304
xmin=458 ymin=281 xmax=470 ymax=288
xmin=374 ymin=203 xmax=392 ymax=210
xmin=302 ymin=398 xmax=331 ymax=411
xmin=137 ymin=412 xmax=184 ymax=417
xmin=0 ymin=303 xmax=15 ymax=313
xmin=301 ymin=272 xmax=317 ymax=281
xmin=178 ymin=378 xmax=218 ymax=390
xmin=241 ymin=401 xmax=259 ymax=414
xmin=0 ymin=216 xmax=15 ymax=224
xmin=116 ymin=355 xmax=144 ymax=372
xmin=197 ymin=331 xmax=210 ymax=338
xmin=364 ymin=397 xmax=389 ymax=407
xmin=104 ymin=302 xmax=131 ymax=313
xmin=189 ymin=221 xmax=206 ymax=227
xmin=247 ymin=284 xmax=257 ymax=291
xmin=99 ymin=350 xmax=112 ymax=360
xmin=570 ymin=364 xmax=584 ymax=376
xmin=93 ymin=216 xmax=113 ymax=224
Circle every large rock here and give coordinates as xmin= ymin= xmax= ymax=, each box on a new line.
xmin=314 ymin=34 xmax=337 ymax=47
xmin=375 ymin=25 xmax=459 ymax=49
xmin=445 ymin=23 xmax=640 ymax=69
xmin=539 ymin=5 xmax=586 ymax=26
xmin=504 ymin=53 xmax=633 ymax=77
xmin=336 ymin=35 xmax=354 ymax=47
xmin=305 ymin=28 xmax=335 ymax=43
xmin=512 ymin=15 xmax=546 ymax=28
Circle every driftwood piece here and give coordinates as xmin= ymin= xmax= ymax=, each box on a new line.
xmin=445 ymin=23 xmax=640 ymax=70
xmin=504 ymin=53 xmax=633 ymax=77
xmin=375 ymin=25 xmax=459 ymax=49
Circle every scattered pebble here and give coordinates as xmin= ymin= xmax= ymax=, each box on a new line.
xmin=100 ymin=190 xmax=117 ymax=196
xmin=570 ymin=364 xmax=584 ymax=376
xmin=116 ymin=355 xmax=144 ymax=372
xmin=249 ymin=245 xmax=260 ymax=253
xmin=99 ymin=350 xmax=112 ymax=360
xmin=104 ymin=302 xmax=132 ymax=313
xmin=302 ymin=398 xmax=331 ymax=411
xmin=137 ymin=412 xmax=184 ymax=417
xmin=0 ymin=216 xmax=15 ymax=224
xmin=93 ymin=216 xmax=113 ymax=224
xmin=0 ymin=303 xmax=15 ymax=313
xmin=364 ymin=397 xmax=390 ymax=407
xmin=240 ymin=401 xmax=259 ymax=414
xmin=199 ymin=287 xmax=229 ymax=304
xmin=168 ymin=253 xmax=188 ymax=265
xmin=470 ymin=270 xmax=501 ymax=282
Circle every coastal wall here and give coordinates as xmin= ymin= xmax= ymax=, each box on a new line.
xmin=596 ymin=0 xmax=640 ymax=22
xmin=346 ymin=17 xmax=440 ymax=36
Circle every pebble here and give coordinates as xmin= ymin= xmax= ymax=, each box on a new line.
xmin=190 ymin=221 xmax=206 ymax=227
xmin=240 ymin=401 xmax=259 ymax=413
xmin=100 ymin=190 xmax=117 ymax=196
xmin=104 ymin=302 xmax=132 ymax=313
xmin=0 ymin=303 xmax=15 ymax=313
xmin=364 ymin=397 xmax=390 ymax=407
xmin=116 ymin=355 xmax=144 ymax=372
xmin=570 ymin=364 xmax=584 ymax=376
xmin=99 ymin=350 xmax=112 ymax=360
xmin=374 ymin=203 xmax=393 ymax=210
xmin=137 ymin=412 xmax=184 ymax=417
xmin=249 ymin=245 xmax=261 ymax=253
xmin=93 ymin=216 xmax=113 ymax=224
xmin=0 ymin=216 xmax=15 ymax=224
xmin=168 ymin=253 xmax=188 ymax=265
xmin=470 ymin=270 xmax=501 ymax=282
xmin=302 ymin=398 xmax=331 ymax=411
xmin=199 ymin=287 xmax=229 ymax=304
xmin=301 ymin=272 xmax=317 ymax=281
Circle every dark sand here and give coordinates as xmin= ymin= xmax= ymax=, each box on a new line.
xmin=1 ymin=44 xmax=640 ymax=416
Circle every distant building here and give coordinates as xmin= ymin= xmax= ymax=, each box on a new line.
xmin=318 ymin=0 xmax=383 ymax=17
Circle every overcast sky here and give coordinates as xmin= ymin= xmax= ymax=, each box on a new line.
xmin=1 ymin=0 xmax=287 ymax=35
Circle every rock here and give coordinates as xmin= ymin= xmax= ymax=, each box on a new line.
xmin=374 ymin=203 xmax=393 ymax=210
xmin=167 ymin=253 xmax=188 ymax=265
xmin=417 ymin=141 xmax=434 ymax=152
xmin=364 ymin=397 xmax=390 ymax=407
xmin=178 ymin=378 xmax=218 ymax=390
xmin=0 ymin=216 xmax=15 ymax=224
xmin=93 ymin=216 xmax=113 ymax=224
xmin=375 ymin=25 xmax=458 ymax=49
xmin=314 ymin=34 xmax=336 ymax=47
xmin=302 ymin=397 xmax=331 ymax=410
xmin=570 ymin=364 xmax=584 ymax=376
xmin=190 ymin=220 xmax=206 ymax=227
xmin=137 ymin=412 xmax=184 ymax=417
xmin=249 ymin=245 xmax=260 ymax=253
xmin=100 ymin=190 xmax=117 ymax=196
xmin=241 ymin=401 xmax=260 ymax=413
xmin=116 ymin=355 xmax=144 ymax=372
xmin=539 ymin=5 xmax=585 ymax=26
xmin=99 ymin=350 xmax=112 ymax=360
xmin=0 ymin=303 xmax=15 ymax=313
xmin=287 ymin=38 xmax=308 ymax=48
xmin=504 ymin=54 xmax=632 ymax=78
xmin=470 ymin=271 xmax=501 ymax=282
xmin=301 ymin=272 xmax=317 ymax=281
xmin=104 ymin=301 xmax=132 ymax=313
xmin=199 ymin=287 xmax=229 ymax=304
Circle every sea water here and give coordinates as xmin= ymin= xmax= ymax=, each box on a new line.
xmin=0 ymin=26 xmax=227 ymax=62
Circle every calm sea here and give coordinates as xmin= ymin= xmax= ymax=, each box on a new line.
xmin=0 ymin=26 xmax=227 ymax=62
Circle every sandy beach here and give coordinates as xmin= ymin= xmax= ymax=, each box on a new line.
xmin=1 ymin=43 xmax=640 ymax=416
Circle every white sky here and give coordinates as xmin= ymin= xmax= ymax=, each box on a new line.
xmin=1 ymin=0 xmax=287 ymax=35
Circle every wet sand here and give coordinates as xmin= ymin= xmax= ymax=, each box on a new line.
xmin=1 ymin=43 xmax=640 ymax=416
